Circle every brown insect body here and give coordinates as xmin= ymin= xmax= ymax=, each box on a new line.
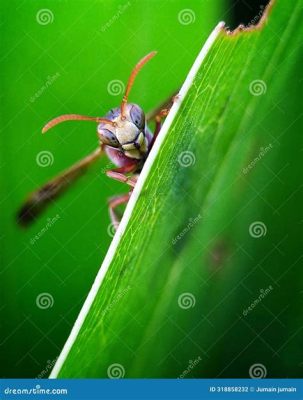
xmin=18 ymin=51 xmax=174 ymax=227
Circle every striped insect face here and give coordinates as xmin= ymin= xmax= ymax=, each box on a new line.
xmin=19 ymin=52 xmax=160 ymax=226
xmin=98 ymin=103 xmax=148 ymax=160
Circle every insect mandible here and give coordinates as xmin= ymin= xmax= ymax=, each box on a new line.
xmin=18 ymin=51 xmax=174 ymax=228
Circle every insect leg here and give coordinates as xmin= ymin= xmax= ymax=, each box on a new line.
xmin=146 ymin=91 xmax=179 ymax=123
xmin=148 ymin=94 xmax=179 ymax=148
xmin=106 ymin=164 xmax=138 ymax=187
xmin=150 ymin=109 xmax=171 ymax=148
xmin=17 ymin=147 xmax=103 ymax=226
xmin=108 ymin=192 xmax=131 ymax=227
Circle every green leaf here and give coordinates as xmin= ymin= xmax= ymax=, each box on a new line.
xmin=52 ymin=0 xmax=303 ymax=378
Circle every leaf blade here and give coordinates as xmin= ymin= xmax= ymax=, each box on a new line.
xmin=53 ymin=0 xmax=303 ymax=378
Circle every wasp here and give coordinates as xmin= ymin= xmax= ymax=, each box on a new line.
xmin=18 ymin=52 xmax=174 ymax=228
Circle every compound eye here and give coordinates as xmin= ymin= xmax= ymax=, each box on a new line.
xmin=99 ymin=129 xmax=119 ymax=147
xmin=130 ymin=105 xmax=145 ymax=130
xmin=107 ymin=108 xmax=120 ymax=119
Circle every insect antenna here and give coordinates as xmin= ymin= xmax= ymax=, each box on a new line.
xmin=42 ymin=114 xmax=116 ymax=134
xmin=120 ymin=51 xmax=157 ymax=119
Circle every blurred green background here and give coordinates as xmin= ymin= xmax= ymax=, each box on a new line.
xmin=1 ymin=0 xmax=264 ymax=378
